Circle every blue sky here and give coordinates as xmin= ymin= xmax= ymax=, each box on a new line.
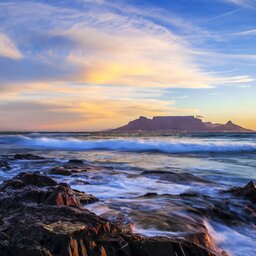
xmin=0 ymin=0 xmax=255 ymax=130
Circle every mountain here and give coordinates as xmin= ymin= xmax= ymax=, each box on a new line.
xmin=112 ymin=116 xmax=252 ymax=132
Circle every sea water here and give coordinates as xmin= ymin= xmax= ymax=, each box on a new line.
xmin=0 ymin=132 xmax=256 ymax=255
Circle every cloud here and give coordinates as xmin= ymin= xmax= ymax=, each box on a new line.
xmin=0 ymin=33 xmax=22 ymax=60
xmin=0 ymin=0 xmax=253 ymax=89
xmin=64 ymin=26 xmax=214 ymax=88
xmin=0 ymin=0 xmax=255 ymax=130
xmin=231 ymin=28 xmax=256 ymax=36
xmin=0 ymin=80 xmax=199 ymax=131
xmin=0 ymin=101 xmax=85 ymax=131
xmin=223 ymin=0 xmax=254 ymax=7
xmin=0 ymin=96 xmax=199 ymax=131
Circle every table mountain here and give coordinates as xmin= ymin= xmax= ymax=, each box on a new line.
xmin=112 ymin=116 xmax=251 ymax=132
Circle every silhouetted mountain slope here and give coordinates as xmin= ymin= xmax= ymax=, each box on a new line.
xmin=112 ymin=116 xmax=252 ymax=132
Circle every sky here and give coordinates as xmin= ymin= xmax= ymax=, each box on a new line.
xmin=0 ymin=0 xmax=256 ymax=131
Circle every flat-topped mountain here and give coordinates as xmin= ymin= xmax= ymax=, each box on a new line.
xmin=112 ymin=116 xmax=251 ymax=132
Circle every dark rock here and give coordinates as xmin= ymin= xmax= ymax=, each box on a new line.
xmin=142 ymin=170 xmax=211 ymax=184
xmin=0 ymin=161 xmax=11 ymax=171
xmin=14 ymin=154 xmax=44 ymax=160
xmin=0 ymin=173 xmax=97 ymax=208
xmin=19 ymin=172 xmax=57 ymax=186
xmin=49 ymin=167 xmax=73 ymax=176
xmin=227 ymin=181 xmax=256 ymax=202
xmin=187 ymin=195 xmax=256 ymax=226
xmin=138 ymin=192 xmax=203 ymax=199
xmin=0 ymin=173 xmax=223 ymax=256
xmin=180 ymin=192 xmax=202 ymax=197
xmin=128 ymin=237 xmax=216 ymax=256
xmin=69 ymin=159 xmax=84 ymax=164
xmin=71 ymin=179 xmax=90 ymax=185
xmin=142 ymin=192 xmax=158 ymax=197
xmin=48 ymin=166 xmax=88 ymax=176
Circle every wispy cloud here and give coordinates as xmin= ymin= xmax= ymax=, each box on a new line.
xmin=224 ymin=0 xmax=254 ymax=7
xmin=0 ymin=1 xmax=253 ymax=89
xmin=231 ymin=28 xmax=256 ymax=36
xmin=0 ymin=33 xmax=22 ymax=60
xmin=0 ymin=0 xmax=255 ymax=130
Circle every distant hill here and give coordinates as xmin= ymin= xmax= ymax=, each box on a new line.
xmin=111 ymin=116 xmax=252 ymax=132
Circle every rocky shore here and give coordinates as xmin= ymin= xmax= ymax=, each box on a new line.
xmin=0 ymin=171 xmax=228 ymax=256
xmin=0 ymin=153 xmax=255 ymax=256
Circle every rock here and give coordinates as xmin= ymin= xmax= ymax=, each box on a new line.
xmin=128 ymin=237 xmax=216 ymax=256
xmin=49 ymin=167 xmax=74 ymax=176
xmin=14 ymin=154 xmax=44 ymax=160
xmin=142 ymin=170 xmax=211 ymax=184
xmin=0 ymin=172 xmax=97 ymax=208
xmin=69 ymin=159 xmax=84 ymax=164
xmin=227 ymin=181 xmax=256 ymax=202
xmin=187 ymin=194 xmax=256 ymax=226
xmin=0 ymin=173 xmax=222 ymax=256
xmin=73 ymin=189 xmax=99 ymax=205
xmin=48 ymin=166 xmax=88 ymax=176
xmin=71 ymin=179 xmax=90 ymax=185
xmin=0 ymin=161 xmax=11 ymax=171
xmin=141 ymin=192 xmax=158 ymax=197
xmin=18 ymin=172 xmax=57 ymax=186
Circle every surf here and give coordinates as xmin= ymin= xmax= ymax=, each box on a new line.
xmin=1 ymin=134 xmax=256 ymax=154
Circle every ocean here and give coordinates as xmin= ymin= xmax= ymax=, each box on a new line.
xmin=0 ymin=132 xmax=256 ymax=255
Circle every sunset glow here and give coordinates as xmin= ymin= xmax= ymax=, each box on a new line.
xmin=0 ymin=0 xmax=255 ymax=131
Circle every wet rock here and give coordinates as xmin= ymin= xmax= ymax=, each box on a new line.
xmin=18 ymin=172 xmax=57 ymax=186
xmin=14 ymin=154 xmax=44 ymax=160
xmin=0 ymin=173 xmax=223 ymax=256
xmin=227 ymin=181 xmax=256 ymax=202
xmin=0 ymin=172 xmax=97 ymax=208
xmin=187 ymin=195 xmax=256 ymax=226
xmin=141 ymin=192 xmax=158 ymax=197
xmin=49 ymin=167 xmax=74 ymax=176
xmin=180 ymin=192 xmax=203 ymax=197
xmin=69 ymin=159 xmax=84 ymax=164
xmin=128 ymin=237 xmax=216 ymax=256
xmin=73 ymin=189 xmax=99 ymax=205
xmin=71 ymin=179 xmax=90 ymax=185
xmin=49 ymin=166 xmax=88 ymax=176
xmin=0 ymin=161 xmax=11 ymax=171
xmin=142 ymin=170 xmax=211 ymax=184
xmin=138 ymin=191 xmax=207 ymax=200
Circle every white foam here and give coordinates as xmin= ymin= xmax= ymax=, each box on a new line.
xmin=205 ymin=220 xmax=256 ymax=256
xmin=2 ymin=135 xmax=256 ymax=154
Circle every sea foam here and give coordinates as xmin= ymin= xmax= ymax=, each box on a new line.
xmin=1 ymin=135 xmax=256 ymax=154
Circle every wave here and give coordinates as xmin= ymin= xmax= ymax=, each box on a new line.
xmin=1 ymin=135 xmax=256 ymax=154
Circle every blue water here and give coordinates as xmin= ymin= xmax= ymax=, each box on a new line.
xmin=0 ymin=132 xmax=256 ymax=255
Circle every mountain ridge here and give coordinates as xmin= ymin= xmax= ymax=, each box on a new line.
xmin=112 ymin=116 xmax=252 ymax=132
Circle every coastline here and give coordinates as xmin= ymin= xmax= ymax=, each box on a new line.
xmin=0 ymin=133 xmax=256 ymax=255
xmin=0 ymin=170 xmax=230 ymax=256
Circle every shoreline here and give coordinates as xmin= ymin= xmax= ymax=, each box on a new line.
xmin=0 ymin=171 xmax=228 ymax=256
xmin=0 ymin=149 xmax=255 ymax=256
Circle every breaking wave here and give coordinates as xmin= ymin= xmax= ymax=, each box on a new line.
xmin=1 ymin=135 xmax=256 ymax=154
